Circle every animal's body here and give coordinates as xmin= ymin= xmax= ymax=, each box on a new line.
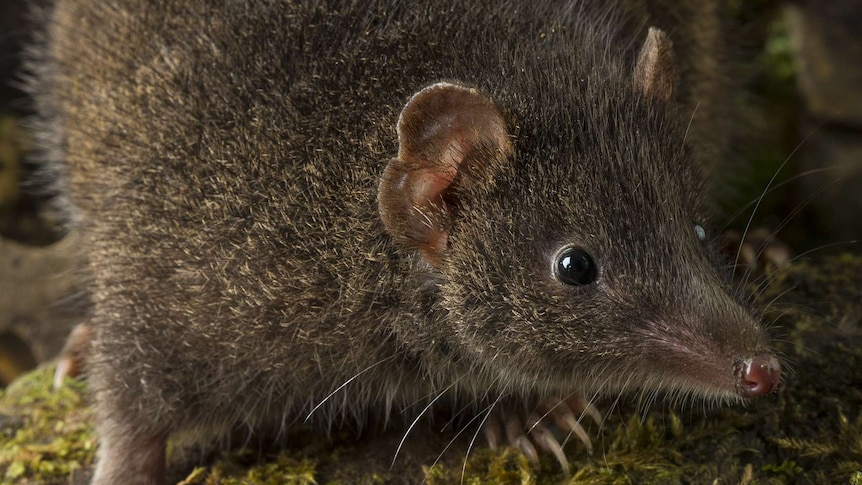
xmin=26 ymin=1 xmax=780 ymax=483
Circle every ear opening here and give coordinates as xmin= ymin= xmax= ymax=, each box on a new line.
xmin=378 ymin=82 xmax=512 ymax=267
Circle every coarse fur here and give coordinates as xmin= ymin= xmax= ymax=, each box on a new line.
xmin=25 ymin=0 xmax=777 ymax=483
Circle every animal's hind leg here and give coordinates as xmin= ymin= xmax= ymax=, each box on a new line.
xmin=90 ymin=415 xmax=168 ymax=485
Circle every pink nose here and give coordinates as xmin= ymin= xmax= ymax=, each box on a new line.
xmin=737 ymin=354 xmax=781 ymax=397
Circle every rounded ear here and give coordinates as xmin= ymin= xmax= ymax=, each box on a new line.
xmin=634 ymin=27 xmax=677 ymax=102
xmin=378 ymin=82 xmax=512 ymax=267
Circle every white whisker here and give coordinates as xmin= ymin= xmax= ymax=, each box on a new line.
xmin=756 ymin=285 xmax=797 ymax=314
xmin=741 ymin=178 xmax=841 ymax=286
xmin=421 ymin=398 xmax=501 ymax=485
xmin=526 ymin=399 xmax=562 ymax=434
xmin=392 ymin=382 xmax=455 ymax=467
xmin=305 ymin=353 xmax=400 ymax=422
xmin=786 ymin=240 xmax=860 ymax=263
xmin=720 ymin=166 xmax=842 ymax=232
xmin=461 ymin=393 xmax=504 ymax=485
xmin=734 ymin=124 xmax=823 ymax=274
xmin=682 ymin=102 xmax=700 ymax=147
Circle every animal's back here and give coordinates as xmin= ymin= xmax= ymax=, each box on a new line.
xmin=38 ymin=1 xmax=428 ymax=429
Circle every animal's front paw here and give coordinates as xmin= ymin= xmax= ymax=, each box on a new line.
xmin=53 ymin=323 xmax=91 ymax=390
xmin=481 ymin=396 xmax=601 ymax=471
xmin=722 ymin=227 xmax=792 ymax=273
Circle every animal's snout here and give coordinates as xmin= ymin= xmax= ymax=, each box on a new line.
xmin=736 ymin=354 xmax=781 ymax=397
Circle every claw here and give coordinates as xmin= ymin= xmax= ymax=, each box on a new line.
xmin=548 ymin=404 xmax=593 ymax=455
xmin=743 ymin=228 xmax=791 ymax=267
xmin=481 ymin=396 xmax=600 ymax=470
xmin=503 ymin=412 xmax=539 ymax=464
xmin=722 ymin=228 xmax=792 ymax=271
xmin=482 ymin=415 xmax=504 ymax=451
xmin=538 ymin=397 xmax=596 ymax=455
xmin=527 ymin=413 xmax=570 ymax=472
xmin=53 ymin=357 xmax=74 ymax=391
xmin=53 ymin=323 xmax=91 ymax=390
xmin=514 ymin=436 xmax=539 ymax=465
xmin=762 ymin=241 xmax=792 ymax=267
xmin=566 ymin=396 xmax=603 ymax=426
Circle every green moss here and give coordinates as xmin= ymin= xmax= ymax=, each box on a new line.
xmin=0 ymin=365 xmax=96 ymax=484
xmin=201 ymin=456 xmax=317 ymax=485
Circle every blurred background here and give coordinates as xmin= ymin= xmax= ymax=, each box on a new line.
xmin=1 ymin=0 xmax=90 ymax=388
xmin=1 ymin=0 xmax=860 ymax=387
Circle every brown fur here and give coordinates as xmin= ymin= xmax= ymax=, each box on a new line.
xmin=25 ymin=1 xmax=776 ymax=483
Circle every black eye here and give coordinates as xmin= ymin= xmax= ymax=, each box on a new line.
xmin=555 ymin=247 xmax=598 ymax=286
xmin=694 ymin=223 xmax=706 ymax=241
